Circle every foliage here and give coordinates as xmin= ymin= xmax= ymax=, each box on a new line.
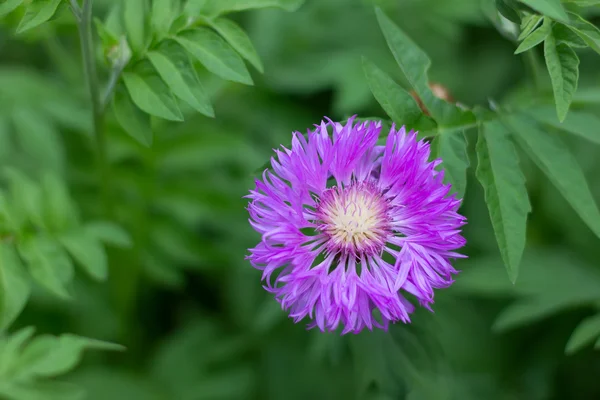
xmin=0 ymin=0 xmax=600 ymax=399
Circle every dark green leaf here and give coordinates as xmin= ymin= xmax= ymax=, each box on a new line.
xmin=515 ymin=17 xmax=551 ymax=54
xmin=59 ymin=232 xmax=108 ymax=281
xmin=112 ymin=83 xmax=153 ymax=146
xmin=16 ymin=0 xmax=62 ymax=34
xmin=493 ymin=297 xmax=575 ymax=332
xmin=83 ymin=221 xmax=132 ymax=248
xmin=209 ymin=17 xmax=264 ymax=73
xmin=475 ymin=120 xmax=530 ymax=283
xmin=506 ymin=115 xmax=600 ymax=239
xmin=525 ymin=105 xmax=600 ymax=145
xmin=496 ymin=0 xmax=521 ymax=24
xmin=431 ymin=130 xmax=469 ymax=199
xmin=123 ymin=0 xmax=147 ymax=54
xmin=122 ymin=61 xmax=183 ymax=121
xmin=18 ymin=237 xmax=73 ymax=299
xmin=362 ymin=57 xmax=423 ymax=127
xmin=147 ymin=40 xmax=214 ymax=117
xmin=517 ymin=0 xmax=568 ymax=23
xmin=544 ymin=33 xmax=579 ymax=122
xmin=565 ymin=314 xmax=600 ymax=354
xmin=175 ymin=28 xmax=253 ymax=85
xmin=0 ymin=0 xmax=22 ymax=17
xmin=0 ymin=243 xmax=30 ymax=332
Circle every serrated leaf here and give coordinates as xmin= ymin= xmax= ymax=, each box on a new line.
xmin=475 ymin=120 xmax=530 ymax=283
xmin=544 ymin=33 xmax=579 ymax=122
xmin=122 ymin=61 xmax=183 ymax=121
xmin=175 ymin=28 xmax=253 ymax=85
xmin=201 ymin=0 xmax=304 ymax=17
xmin=147 ymin=40 xmax=214 ymax=117
xmin=151 ymin=0 xmax=180 ymax=38
xmin=506 ymin=115 xmax=600 ymax=239
xmin=362 ymin=57 xmax=423 ymax=127
xmin=553 ymin=23 xmax=587 ymax=48
xmin=517 ymin=0 xmax=568 ymax=23
xmin=431 ymin=130 xmax=469 ymax=199
xmin=83 ymin=221 xmax=132 ymax=248
xmin=565 ymin=314 xmax=600 ymax=354
xmin=567 ymin=13 xmax=600 ymax=55
xmin=209 ymin=17 xmax=263 ymax=73
xmin=16 ymin=0 xmax=62 ymax=34
xmin=519 ymin=14 xmax=543 ymax=41
xmin=18 ymin=237 xmax=73 ymax=299
xmin=526 ymin=105 xmax=600 ymax=145
xmin=374 ymin=8 xmax=474 ymax=128
xmin=112 ymin=83 xmax=153 ymax=146
xmin=515 ymin=17 xmax=551 ymax=54
xmin=59 ymin=232 xmax=108 ymax=281
xmin=0 ymin=0 xmax=22 ymax=17
xmin=0 ymin=243 xmax=30 ymax=332
xmin=123 ymin=0 xmax=146 ymax=54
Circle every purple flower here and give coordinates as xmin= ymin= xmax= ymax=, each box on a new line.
xmin=246 ymin=117 xmax=466 ymax=334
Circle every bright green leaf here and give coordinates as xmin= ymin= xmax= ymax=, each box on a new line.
xmin=147 ymin=40 xmax=214 ymax=117
xmin=361 ymin=57 xmax=423 ymax=127
xmin=565 ymin=314 xmax=600 ymax=354
xmin=518 ymin=14 xmax=543 ymax=41
xmin=3 ymin=169 xmax=44 ymax=229
xmin=0 ymin=326 xmax=36 ymax=376
xmin=123 ymin=0 xmax=147 ymax=54
xmin=122 ymin=61 xmax=183 ymax=121
xmin=151 ymin=0 xmax=180 ymax=38
xmin=83 ymin=221 xmax=132 ymax=248
xmin=112 ymin=83 xmax=153 ymax=146
xmin=16 ymin=0 xmax=62 ymax=34
xmin=374 ymin=8 xmax=474 ymax=127
xmin=506 ymin=115 xmax=600 ymax=239
xmin=515 ymin=17 xmax=551 ymax=54
xmin=475 ymin=120 xmax=530 ymax=283
xmin=40 ymin=173 xmax=79 ymax=233
xmin=209 ymin=17 xmax=264 ymax=73
xmin=175 ymin=28 xmax=253 ymax=85
xmin=544 ymin=33 xmax=579 ymax=122
xmin=526 ymin=105 xmax=600 ymax=145
xmin=0 ymin=0 xmax=22 ymax=17
xmin=553 ymin=23 xmax=587 ymax=48
xmin=59 ymin=232 xmax=108 ymax=281
xmin=18 ymin=237 xmax=73 ymax=299
xmin=0 ymin=243 xmax=30 ymax=332
xmin=567 ymin=13 xmax=600 ymax=55
xmin=431 ymin=130 xmax=469 ymax=199
xmin=517 ymin=0 xmax=568 ymax=23
xmin=201 ymin=0 xmax=304 ymax=17
xmin=563 ymin=0 xmax=600 ymax=5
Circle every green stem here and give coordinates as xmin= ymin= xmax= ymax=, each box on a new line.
xmin=524 ymin=48 xmax=541 ymax=93
xmin=73 ymin=0 xmax=110 ymax=213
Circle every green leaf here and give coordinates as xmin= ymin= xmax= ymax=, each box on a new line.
xmin=0 ymin=0 xmax=22 ymax=17
xmin=201 ymin=0 xmax=304 ymax=16
xmin=0 ymin=381 xmax=85 ymax=400
xmin=496 ymin=0 xmax=521 ymax=24
xmin=506 ymin=115 xmax=600 ymax=239
xmin=431 ymin=130 xmax=469 ymax=199
xmin=526 ymin=105 xmax=600 ymax=145
xmin=112 ymin=83 xmax=153 ymax=146
xmin=209 ymin=17 xmax=264 ymax=73
xmin=0 ymin=243 xmax=30 ymax=332
xmin=544 ymin=33 xmax=579 ymax=122
xmin=16 ymin=0 xmax=62 ymax=34
xmin=83 ymin=221 xmax=132 ymax=248
xmin=565 ymin=314 xmax=600 ymax=354
xmin=122 ymin=61 xmax=183 ymax=121
xmin=475 ymin=120 xmax=530 ymax=283
xmin=563 ymin=0 xmax=600 ymax=5
xmin=147 ymin=40 xmax=214 ymax=117
xmin=0 ymin=326 xmax=36 ymax=375
xmin=2 ymin=169 xmax=44 ymax=229
xmin=553 ymin=23 xmax=587 ymax=48
xmin=59 ymin=232 xmax=108 ymax=281
xmin=518 ymin=14 xmax=543 ymax=41
xmin=151 ymin=0 xmax=180 ymax=38
xmin=567 ymin=13 xmax=600 ymax=55
xmin=175 ymin=28 xmax=253 ymax=85
xmin=517 ymin=0 xmax=568 ymax=23
xmin=18 ymin=237 xmax=73 ymax=299
xmin=515 ymin=17 xmax=551 ymax=54
xmin=361 ymin=57 xmax=423 ymax=127
xmin=374 ymin=8 xmax=474 ymax=128
xmin=40 ymin=173 xmax=78 ymax=233
xmin=123 ymin=0 xmax=147 ymax=54
xmin=493 ymin=297 xmax=576 ymax=332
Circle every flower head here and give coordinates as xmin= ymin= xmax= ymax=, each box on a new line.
xmin=246 ymin=117 xmax=466 ymax=334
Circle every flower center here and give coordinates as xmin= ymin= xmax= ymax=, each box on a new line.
xmin=316 ymin=183 xmax=391 ymax=257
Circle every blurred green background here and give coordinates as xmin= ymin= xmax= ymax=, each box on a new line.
xmin=1 ymin=0 xmax=600 ymax=399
